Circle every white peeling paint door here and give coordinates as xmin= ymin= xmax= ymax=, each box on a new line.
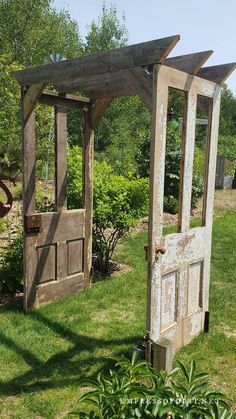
xmin=147 ymin=65 xmax=221 ymax=350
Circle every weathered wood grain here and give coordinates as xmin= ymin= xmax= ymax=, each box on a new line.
xmin=39 ymin=90 xmax=91 ymax=108
xmin=23 ymin=83 xmax=45 ymax=123
xmin=35 ymin=210 xmax=85 ymax=246
xmin=147 ymin=64 xmax=168 ymax=341
xmin=83 ymin=109 xmax=94 ymax=287
xmin=55 ymin=105 xmax=67 ymax=211
xmin=147 ymin=65 xmax=221 ymax=356
xmin=164 ymin=51 xmax=213 ymax=75
xmin=22 ymin=91 xmax=37 ymax=311
xmin=91 ymin=98 xmax=113 ymax=128
xmin=197 ymin=63 xmax=236 ymax=84
xmin=122 ymin=67 xmax=152 ymax=110
xmin=202 ymin=86 xmax=221 ymax=313
xmin=35 ymin=273 xmax=84 ymax=306
xmin=178 ymin=91 xmax=197 ymax=232
xmin=13 ymin=36 xmax=180 ymax=85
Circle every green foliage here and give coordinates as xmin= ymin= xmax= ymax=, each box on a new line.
xmin=0 ymin=56 xmax=22 ymax=175
xmin=85 ymin=3 xmax=127 ymax=53
xmin=0 ymin=219 xmax=6 ymax=234
xmin=218 ymin=135 xmax=236 ymax=159
xmin=0 ymin=230 xmax=23 ymax=295
xmin=0 ymin=0 xmax=82 ymax=66
xmin=67 ymin=146 xmax=149 ymax=273
xmin=70 ymin=354 xmax=233 ymax=418
xmin=219 ymin=84 xmax=236 ymax=137
xmin=137 ymin=124 xmax=204 ymax=214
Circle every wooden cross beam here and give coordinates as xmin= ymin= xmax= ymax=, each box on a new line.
xmin=39 ymin=90 xmax=91 ymax=109
xmin=13 ymin=35 xmax=180 ymax=86
xmin=53 ymin=51 xmax=215 ymax=113
xmin=164 ymin=50 xmax=213 ymax=75
xmin=23 ymin=83 xmax=45 ymax=123
xmin=197 ymin=63 xmax=236 ymax=84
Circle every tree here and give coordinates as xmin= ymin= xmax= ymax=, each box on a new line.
xmin=219 ymin=84 xmax=236 ymax=137
xmin=84 ymin=3 xmax=127 ymax=53
xmin=0 ymin=0 xmax=82 ymax=66
xmin=0 ymin=0 xmax=83 ymax=175
xmin=0 ymin=56 xmax=22 ymax=175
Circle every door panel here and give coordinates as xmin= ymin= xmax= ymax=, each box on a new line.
xmin=148 ymin=65 xmax=221 ymax=350
xmin=22 ymin=103 xmax=93 ymax=310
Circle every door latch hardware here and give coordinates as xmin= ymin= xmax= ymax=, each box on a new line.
xmin=155 ymin=246 xmax=166 ymax=255
xmin=24 ymin=214 xmax=42 ymax=234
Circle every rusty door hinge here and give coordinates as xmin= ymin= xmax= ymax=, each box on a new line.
xmin=24 ymin=214 xmax=42 ymax=234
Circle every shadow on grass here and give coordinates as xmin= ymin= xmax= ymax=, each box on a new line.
xmin=0 ymin=300 xmax=141 ymax=397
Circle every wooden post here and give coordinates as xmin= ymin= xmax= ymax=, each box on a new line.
xmin=152 ymin=338 xmax=173 ymax=372
xmin=55 ymin=105 xmax=68 ymax=280
xmin=147 ymin=65 xmax=168 ymax=349
xmin=83 ymin=107 xmax=94 ymax=287
xmin=22 ymin=88 xmax=37 ymax=311
xmin=55 ymin=105 xmax=67 ymax=211
xmin=202 ymin=86 xmax=221 ymax=313
xmin=178 ymin=90 xmax=197 ymax=232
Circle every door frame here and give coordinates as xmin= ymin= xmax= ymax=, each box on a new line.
xmin=147 ymin=64 xmax=221 ymax=348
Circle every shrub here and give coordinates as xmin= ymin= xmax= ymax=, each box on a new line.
xmin=67 ymin=147 xmax=149 ymax=274
xmin=69 ymin=353 xmax=234 ymax=418
xmin=0 ymin=219 xmax=6 ymax=234
xmin=136 ymin=124 xmax=204 ymax=214
xmin=0 ymin=230 xmax=23 ymax=295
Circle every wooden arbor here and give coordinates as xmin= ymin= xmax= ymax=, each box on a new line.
xmin=14 ymin=36 xmax=235 ymax=362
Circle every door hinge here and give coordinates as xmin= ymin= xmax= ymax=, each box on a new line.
xmin=24 ymin=214 xmax=42 ymax=234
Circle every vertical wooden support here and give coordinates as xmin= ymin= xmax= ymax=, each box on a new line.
xmin=202 ymin=86 xmax=221 ymax=312
xmin=147 ymin=65 xmax=168 ymax=344
xmin=55 ymin=105 xmax=68 ymax=280
xmin=178 ymin=90 xmax=197 ymax=232
xmin=55 ymin=105 xmax=67 ymax=211
xmin=22 ymin=89 xmax=37 ymax=311
xmin=83 ymin=107 xmax=94 ymax=287
xmin=152 ymin=338 xmax=173 ymax=372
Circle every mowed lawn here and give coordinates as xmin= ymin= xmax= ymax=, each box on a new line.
xmin=0 ymin=208 xmax=235 ymax=418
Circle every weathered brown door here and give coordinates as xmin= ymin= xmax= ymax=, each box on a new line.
xmin=22 ymin=103 xmax=93 ymax=310
xmin=148 ymin=65 xmax=221 ymax=350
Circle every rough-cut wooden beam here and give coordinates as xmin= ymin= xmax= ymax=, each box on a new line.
xmin=91 ymin=98 xmax=113 ymax=129
xmin=56 ymin=72 xmax=133 ymax=98
xmin=122 ymin=67 xmax=152 ymax=110
xmin=39 ymin=90 xmax=91 ymax=109
xmin=197 ymin=63 xmax=236 ymax=84
xmin=13 ymin=36 xmax=180 ymax=86
xmin=23 ymin=83 xmax=45 ymax=123
xmin=55 ymin=52 xmax=214 ymax=103
xmin=164 ymin=50 xmax=213 ymax=75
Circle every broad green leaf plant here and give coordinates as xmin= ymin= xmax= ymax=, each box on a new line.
xmin=69 ymin=353 xmax=234 ymax=418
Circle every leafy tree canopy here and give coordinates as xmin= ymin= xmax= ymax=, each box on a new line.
xmin=0 ymin=0 xmax=82 ymax=66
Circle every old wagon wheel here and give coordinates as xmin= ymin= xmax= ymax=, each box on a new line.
xmin=0 ymin=176 xmax=15 ymax=218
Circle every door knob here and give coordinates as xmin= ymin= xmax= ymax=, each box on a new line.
xmin=155 ymin=246 xmax=166 ymax=255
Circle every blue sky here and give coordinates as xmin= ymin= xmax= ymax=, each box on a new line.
xmin=53 ymin=0 xmax=236 ymax=94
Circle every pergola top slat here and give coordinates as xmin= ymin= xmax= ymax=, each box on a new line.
xmin=13 ymin=35 xmax=180 ymax=86
xmin=164 ymin=50 xmax=213 ymax=75
xmin=53 ymin=51 xmax=214 ymax=97
xmin=197 ymin=63 xmax=236 ymax=84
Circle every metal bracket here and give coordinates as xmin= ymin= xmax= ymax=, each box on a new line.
xmin=204 ymin=311 xmax=210 ymax=333
xmin=24 ymin=214 xmax=42 ymax=234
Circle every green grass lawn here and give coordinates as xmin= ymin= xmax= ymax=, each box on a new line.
xmin=0 ymin=210 xmax=235 ymax=418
